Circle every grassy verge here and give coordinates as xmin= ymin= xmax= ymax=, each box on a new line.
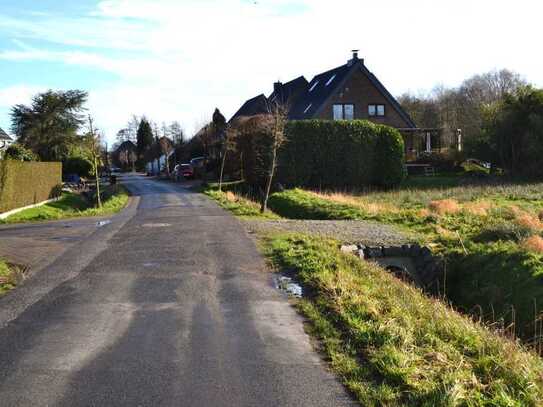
xmin=203 ymin=185 xmax=280 ymax=219
xmin=267 ymin=185 xmax=543 ymax=342
xmin=0 ymin=259 xmax=23 ymax=296
xmin=1 ymin=185 xmax=129 ymax=223
xmin=264 ymin=233 xmax=543 ymax=406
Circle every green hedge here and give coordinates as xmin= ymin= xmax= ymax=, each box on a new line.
xmin=0 ymin=161 xmax=62 ymax=213
xmin=281 ymin=120 xmax=405 ymax=188
xmin=237 ymin=120 xmax=405 ymax=190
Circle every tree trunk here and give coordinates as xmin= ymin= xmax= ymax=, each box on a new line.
xmin=219 ymin=148 xmax=227 ymax=192
xmin=261 ymin=142 xmax=277 ymax=213
xmin=94 ymin=155 xmax=102 ymax=208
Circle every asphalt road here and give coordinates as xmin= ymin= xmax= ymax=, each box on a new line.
xmin=0 ymin=174 xmax=354 ymax=406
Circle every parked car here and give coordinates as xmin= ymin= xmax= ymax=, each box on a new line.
xmin=178 ymin=163 xmax=194 ymax=179
xmin=190 ymin=157 xmax=205 ymax=169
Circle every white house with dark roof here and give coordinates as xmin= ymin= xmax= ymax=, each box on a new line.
xmin=0 ymin=127 xmax=13 ymax=158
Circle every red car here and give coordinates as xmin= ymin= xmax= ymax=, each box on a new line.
xmin=179 ymin=164 xmax=194 ymax=179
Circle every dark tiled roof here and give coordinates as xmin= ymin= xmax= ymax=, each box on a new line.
xmin=288 ymin=59 xmax=416 ymax=128
xmin=115 ymin=140 xmax=137 ymax=152
xmin=268 ymin=76 xmax=308 ymax=107
xmin=230 ymin=94 xmax=269 ymax=121
xmin=0 ymin=127 xmax=12 ymax=141
xmin=288 ymin=64 xmax=353 ymax=120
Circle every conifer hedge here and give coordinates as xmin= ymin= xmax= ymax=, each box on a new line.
xmin=279 ymin=120 xmax=405 ymax=188
xmin=0 ymin=161 xmax=62 ymax=213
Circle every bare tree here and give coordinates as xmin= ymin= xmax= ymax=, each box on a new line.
xmin=218 ymin=123 xmax=239 ymax=192
xmin=159 ymin=136 xmax=173 ymax=177
xmin=87 ymin=115 xmax=102 ymax=208
xmin=261 ymin=102 xmax=288 ymax=213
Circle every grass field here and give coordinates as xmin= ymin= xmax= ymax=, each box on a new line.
xmin=204 ymin=178 xmax=543 ymax=345
xmin=266 ymin=181 xmax=543 ymax=343
xmin=1 ymin=185 xmax=129 ymax=224
xmin=264 ymin=234 xmax=543 ymax=406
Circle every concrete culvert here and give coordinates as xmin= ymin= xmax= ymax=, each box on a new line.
xmin=385 ymin=265 xmax=414 ymax=283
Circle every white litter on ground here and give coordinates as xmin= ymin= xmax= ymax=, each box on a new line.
xmin=275 ymin=276 xmax=303 ymax=297
xmin=96 ymin=220 xmax=112 ymax=227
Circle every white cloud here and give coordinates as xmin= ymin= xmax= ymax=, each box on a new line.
xmin=0 ymin=85 xmax=45 ymax=108
xmin=1 ymin=0 xmax=542 ymax=144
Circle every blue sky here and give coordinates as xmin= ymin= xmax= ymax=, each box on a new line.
xmin=1 ymin=0 xmax=542 ymax=144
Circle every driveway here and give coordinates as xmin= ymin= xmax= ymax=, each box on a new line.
xmin=0 ymin=173 xmax=354 ymax=406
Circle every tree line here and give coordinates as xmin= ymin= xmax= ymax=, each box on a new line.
xmin=399 ymin=69 xmax=543 ymax=177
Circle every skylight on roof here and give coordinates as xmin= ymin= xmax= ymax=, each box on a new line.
xmin=325 ymin=74 xmax=336 ymax=86
xmin=309 ymin=80 xmax=319 ymax=92
xmin=303 ymin=103 xmax=312 ymax=114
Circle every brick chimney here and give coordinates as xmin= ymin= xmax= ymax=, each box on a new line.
xmin=348 ymin=50 xmax=363 ymax=66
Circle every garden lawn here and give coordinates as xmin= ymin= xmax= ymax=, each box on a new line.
xmin=1 ymin=185 xmax=129 ymax=224
xmin=264 ymin=234 xmax=543 ymax=406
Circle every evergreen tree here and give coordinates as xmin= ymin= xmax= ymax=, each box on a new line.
xmin=136 ymin=118 xmax=154 ymax=156
xmin=10 ymin=89 xmax=87 ymax=161
xmin=212 ymin=108 xmax=226 ymax=136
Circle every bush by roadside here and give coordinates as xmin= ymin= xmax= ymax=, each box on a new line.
xmin=264 ymin=234 xmax=543 ymax=406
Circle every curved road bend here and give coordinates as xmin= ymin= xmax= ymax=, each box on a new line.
xmin=0 ymin=173 xmax=354 ymax=406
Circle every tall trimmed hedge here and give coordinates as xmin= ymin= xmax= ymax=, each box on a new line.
xmin=0 ymin=161 xmax=62 ymax=213
xmin=279 ymin=120 xmax=405 ymax=188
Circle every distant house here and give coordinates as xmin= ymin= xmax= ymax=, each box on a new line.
xmin=112 ymin=140 xmax=138 ymax=170
xmin=0 ymin=127 xmax=13 ymax=158
xmin=145 ymin=137 xmax=174 ymax=176
xmin=231 ymin=51 xmax=443 ymax=160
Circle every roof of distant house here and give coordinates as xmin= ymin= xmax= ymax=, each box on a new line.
xmin=229 ymin=94 xmax=269 ymax=121
xmin=268 ymin=76 xmax=308 ymax=107
xmin=115 ymin=140 xmax=137 ymax=152
xmin=0 ymin=127 xmax=12 ymax=141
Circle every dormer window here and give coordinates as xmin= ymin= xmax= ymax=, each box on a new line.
xmin=368 ymin=104 xmax=385 ymax=117
xmin=309 ymin=80 xmax=319 ymax=92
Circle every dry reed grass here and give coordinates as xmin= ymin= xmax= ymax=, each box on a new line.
xmin=463 ymin=201 xmax=493 ymax=216
xmin=522 ymin=235 xmax=543 ymax=254
xmin=428 ymin=199 xmax=461 ymax=215
xmin=510 ymin=206 xmax=543 ymax=232
xmin=225 ymin=191 xmax=238 ymax=202
xmin=314 ymin=191 xmax=397 ymax=215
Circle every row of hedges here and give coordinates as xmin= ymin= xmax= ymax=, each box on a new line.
xmin=0 ymin=161 xmax=62 ymax=213
xmin=236 ymin=120 xmax=406 ymax=190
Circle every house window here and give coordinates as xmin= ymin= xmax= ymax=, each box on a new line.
xmin=344 ymin=104 xmax=354 ymax=120
xmin=333 ymin=104 xmax=343 ymax=120
xmin=333 ymin=104 xmax=355 ymax=120
xmin=368 ymin=104 xmax=385 ymax=117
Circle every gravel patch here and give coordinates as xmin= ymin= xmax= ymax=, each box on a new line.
xmin=242 ymin=219 xmax=412 ymax=246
